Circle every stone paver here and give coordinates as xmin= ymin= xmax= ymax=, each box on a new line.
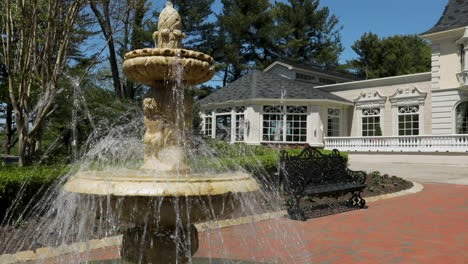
xmin=195 ymin=183 xmax=468 ymax=264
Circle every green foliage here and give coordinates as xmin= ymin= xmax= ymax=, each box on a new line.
xmin=211 ymin=0 xmax=344 ymax=84
xmin=349 ymin=33 xmax=431 ymax=79
xmin=271 ymin=0 xmax=343 ymax=69
xmin=194 ymin=140 xmax=348 ymax=185
xmin=0 ymin=164 xmax=71 ymax=222
xmin=42 ymin=74 xmax=139 ymax=164
xmin=171 ymin=0 xmax=216 ymax=49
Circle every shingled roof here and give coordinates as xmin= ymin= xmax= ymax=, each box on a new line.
xmin=422 ymin=0 xmax=468 ymax=35
xmin=199 ymin=71 xmax=351 ymax=105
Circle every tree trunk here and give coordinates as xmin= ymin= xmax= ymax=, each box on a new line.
xmin=2 ymin=103 xmax=17 ymax=155
xmin=90 ymin=0 xmax=123 ymax=100
xmin=108 ymin=40 xmax=123 ymax=99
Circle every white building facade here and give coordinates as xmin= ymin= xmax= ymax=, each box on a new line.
xmin=200 ymin=0 xmax=468 ymax=153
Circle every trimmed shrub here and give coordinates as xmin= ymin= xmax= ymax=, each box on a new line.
xmin=0 ymin=164 xmax=70 ymax=223
xmin=194 ymin=142 xmax=348 ymax=188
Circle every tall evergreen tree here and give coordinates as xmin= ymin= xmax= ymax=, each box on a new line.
xmin=171 ymin=0 xmax=216 ymax=50
xmin=349 ymin=33 xmax=431 ymax=79
xmin=215 ymin=0 xmax=273 ymax=85
xmin=271 ymin=0 xmax=343 ymax=69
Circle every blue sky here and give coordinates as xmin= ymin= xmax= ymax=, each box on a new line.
xmin=210 ymin=0 xmax=447 ymax=63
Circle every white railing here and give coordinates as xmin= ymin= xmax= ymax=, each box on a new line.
xmin=324 ymin=135 xmax=468 ymax=153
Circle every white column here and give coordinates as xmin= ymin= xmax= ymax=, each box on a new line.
xmin=245 ymin=105 xmax=261 ymax=145
xmin=211 ymin=111 xmax=215 ymax=139
xmin=230 ymin=109 xmax=235 ymax=143
xmin=308 ymin=105 xmax=321 ymax=146
xmin=392 ymin=105 xmax=398 ymax=136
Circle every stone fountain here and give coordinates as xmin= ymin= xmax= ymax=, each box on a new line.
xmin=64 ymin=2 xmax=259 ymax=263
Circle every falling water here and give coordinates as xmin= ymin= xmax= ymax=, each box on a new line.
xmin=0 ymin=2 xmax=312 ymax=264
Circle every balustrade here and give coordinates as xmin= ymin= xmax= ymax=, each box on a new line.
xmin=324 ymin=135 xmax=468 ymax=152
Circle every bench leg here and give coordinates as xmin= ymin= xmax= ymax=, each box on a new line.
xmin=348 ymin=192 xmax=366 ymax=208
xmin=287 ymin=197 xmax=306 ymax=221
xmin=357 ymin=192 xmax=366 ymax=208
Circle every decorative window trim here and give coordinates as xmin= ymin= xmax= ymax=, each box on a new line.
xmin=261 ymin=105 xmax=308 ymax=143
xmin=355 ymin=91 xmax=386 ymax=136
xmin=389 ymin=87 xmax=427 ymax=135
xmin=397 ymin=105 xmax=420 ymax=136
xmin=355 ymin=91 xmax=387 ymax=109
xmin=216 ymin=107 xmax=232 ymax=114
xmin=389 ymin=87 xmax=427 ymax=106
xmin=204 ymin=106 xmax=248 ymax=143
xmin=361 ymin=107 xmax=382 ymax=136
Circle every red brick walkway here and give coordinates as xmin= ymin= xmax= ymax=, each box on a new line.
xmin=195 ymin=183 xmax=468 ymax=264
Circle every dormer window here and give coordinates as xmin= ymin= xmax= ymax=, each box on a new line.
xmin=319 ymin=77 xmax=337 ymax=85
xmin=295 ymin=73 xmax=315 ymax=82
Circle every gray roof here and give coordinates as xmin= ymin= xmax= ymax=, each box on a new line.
xmin=422 ymin=0 xmax=468 ymax=35
xmin=277 ymin=60 xmax=362 ymax=81
xmin=199 ymin=71 xmax=351 ymax=105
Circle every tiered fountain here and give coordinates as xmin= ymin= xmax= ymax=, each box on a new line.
xmin=64 ymin=1 xmax=259 ymax=263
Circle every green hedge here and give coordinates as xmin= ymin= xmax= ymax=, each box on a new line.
xmin=194 ymin=141 xmax=348 ymax=187
xmin=0 ymin=164 xmax=70 ymax=222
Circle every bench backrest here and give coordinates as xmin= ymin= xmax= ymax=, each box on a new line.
xmin=279 ymin=147 xmax=358 ymax=196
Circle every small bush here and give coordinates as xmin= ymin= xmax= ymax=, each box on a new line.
xmin=0 ymin=164 xmax=70 ymax=223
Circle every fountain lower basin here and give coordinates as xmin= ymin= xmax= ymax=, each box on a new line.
xmin=64 ymin=170 xmax=259 ymax=197
xmin=64 ymin=170 xmax=259 ymax=263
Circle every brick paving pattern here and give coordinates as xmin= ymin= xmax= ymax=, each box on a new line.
xmin=195 ymin=183 xmax=468 ymax=264
xmin=30 ymin=183 xmax=467 ymax=263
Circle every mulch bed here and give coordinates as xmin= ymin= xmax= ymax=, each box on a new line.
xmin=300 ymin=171 xmax=413 ymax=208
xmin=0 ymin=172 xmax=413 ymax=255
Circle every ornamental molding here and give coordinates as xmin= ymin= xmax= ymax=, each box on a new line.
xmin=457 ymin=70 xmax=468 ymax=89
xmin=355 ymin=90 xmax=387 ymax=108
xmin=389 ymin=86 xmax=427 ymax=106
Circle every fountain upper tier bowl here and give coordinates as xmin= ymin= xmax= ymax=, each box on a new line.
xmin=122 ymin=48 xmax=215 ymax=86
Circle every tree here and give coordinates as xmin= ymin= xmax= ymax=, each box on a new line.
xmin=1 ymin=0 xmax=86 ymax=166
xmin=271 ymin=0 xmax=343 ymax=69
xmin=170 ymin=0 xmax=216 ymax=50
xmin=215 ymin=0 xmax=273 ymax=85
xmin=349 ymin=33 xmax=431 ymax=79
xmin=89 ymin=0 xmax=125 ymax=100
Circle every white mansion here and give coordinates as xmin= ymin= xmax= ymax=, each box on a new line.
xmin=199 ymin=0 xmax=468 ymax=153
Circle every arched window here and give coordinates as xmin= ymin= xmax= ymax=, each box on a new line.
xmin=456 ymin=101 xmax=468 ymax=134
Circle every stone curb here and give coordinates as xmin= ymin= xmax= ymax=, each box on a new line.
xmin=0 ymin=236 xmax=122 ymax=264
xmin=0 ymin=182 xmax=423 ymax=263
xmin=365 ymin=181 xmax=424 ymax=203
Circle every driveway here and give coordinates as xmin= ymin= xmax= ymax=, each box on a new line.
xmin=348 ymin=161 xmax=468 ymax=185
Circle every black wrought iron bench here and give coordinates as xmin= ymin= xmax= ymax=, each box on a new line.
xmin=279 ymin=146 xmax=367 ymax=221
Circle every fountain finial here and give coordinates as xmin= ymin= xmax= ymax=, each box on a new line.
xmin=153 ymin=1 xmax=185 ymax=48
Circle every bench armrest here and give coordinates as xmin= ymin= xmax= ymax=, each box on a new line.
xmin=346 ymin=168 xmax=367 ymax=185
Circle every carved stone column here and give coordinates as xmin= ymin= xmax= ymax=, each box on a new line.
xmin=141 ymin=81 xmax=193 ymax=172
